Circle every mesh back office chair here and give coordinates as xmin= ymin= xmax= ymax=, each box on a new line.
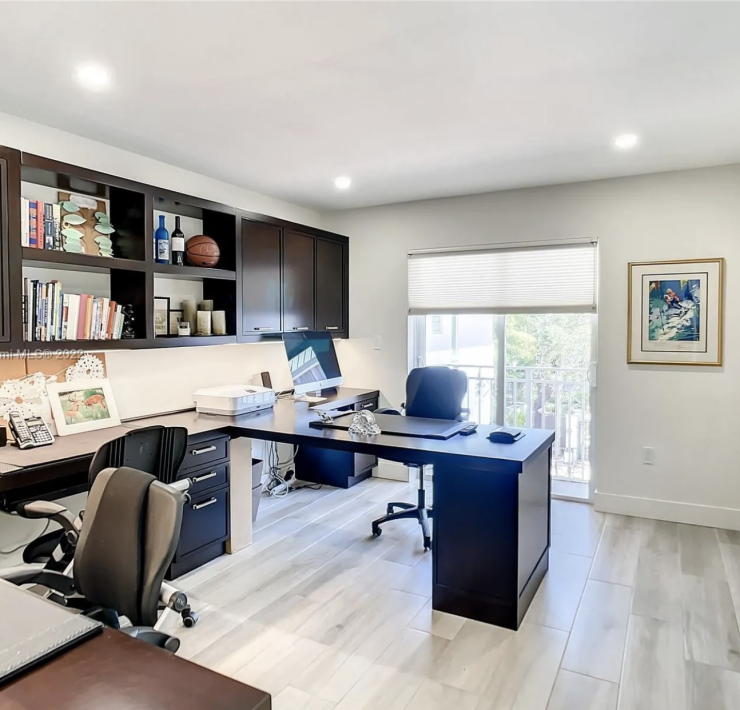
xmin=16 ymin=426 xmax=198 ymax=627
xmin=371 ymin=366 xmax=468 ymax=550
xmin=1 ymin=466 xmax=184 ymax=652
xmin=21 ymin=426 xmax=188 ymax=568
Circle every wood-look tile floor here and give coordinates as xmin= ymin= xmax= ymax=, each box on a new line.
xmin=164 ymin=477 xmax=740 ymax=710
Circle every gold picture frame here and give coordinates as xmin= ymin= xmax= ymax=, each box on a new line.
xmin=627 ymin=258 xmax=724 ymax=366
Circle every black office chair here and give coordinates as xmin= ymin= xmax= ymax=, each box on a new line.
xmin=1 ymin=466 xmax=184 ymax=652
xmin=371 ymin=366 xmax=468 ymax=550
xmin=15 ymin=426 xmax=198 ymax=627
xmin=20 ymin=426 xmax=188 ymax=569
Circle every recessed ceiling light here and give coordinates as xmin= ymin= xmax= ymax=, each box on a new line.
xmin=334 ymin=176 xmax=352 ymax=189
xmin=75 ymin=63 xmax=112 ymax=91
xmin=614 ymin=133 xmax=638 ymax=150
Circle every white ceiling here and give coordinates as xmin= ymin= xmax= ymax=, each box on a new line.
xmin=1 ymin=2 xmax=739 ymax=211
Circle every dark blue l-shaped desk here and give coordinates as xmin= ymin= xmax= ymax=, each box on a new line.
xmin=0 ymin=387 xmax=554 ymax=630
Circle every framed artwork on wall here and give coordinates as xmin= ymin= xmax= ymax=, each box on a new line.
xmin=627 ymin=258 xmax=724 ymax=366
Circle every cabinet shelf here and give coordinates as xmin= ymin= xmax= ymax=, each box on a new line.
xmin=22 ymin=248 xmax=146 ymax=274
xmin=153 ymin=263 xmax=236 ymax=281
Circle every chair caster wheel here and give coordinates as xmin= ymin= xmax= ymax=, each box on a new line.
xmin=372 ymin=525 xmax=382 ymax=538
xmin=181 ymin=609 xmax=198 ymax=628
xmin=386 ymin=504 xmax=395 ymax=515
xmin=423 ymin=538 xmax=431 ymax=551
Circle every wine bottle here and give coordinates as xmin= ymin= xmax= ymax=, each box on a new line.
xmin=155 ymin=215 xmax=169 ymax=264
xmin=171 ymin=216 xmax=185 ymax=266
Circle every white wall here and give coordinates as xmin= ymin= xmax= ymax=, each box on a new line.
xmin=323 ymin=165 xmax=740 ymax=529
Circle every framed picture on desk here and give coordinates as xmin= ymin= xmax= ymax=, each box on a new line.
xmin=46 ymin=379 xmax=121 ymax=436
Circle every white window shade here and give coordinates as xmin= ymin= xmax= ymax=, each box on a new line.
xmin=408 ymin=242 xmax=597 ymax=315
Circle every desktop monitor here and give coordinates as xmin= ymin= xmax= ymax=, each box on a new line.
xmin=283 ymin=331 xmax=343 ymax=395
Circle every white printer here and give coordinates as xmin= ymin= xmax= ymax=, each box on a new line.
xmin=193 ymin=385 xmax=277 ymax=416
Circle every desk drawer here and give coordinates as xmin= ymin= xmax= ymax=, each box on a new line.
xmin=179 ymin=463 xmax=228 ymax=497
xmin=180 ymin=435 xmax=229 ymax=472
xmin=178 ymin=487 xmax=230 ymax=557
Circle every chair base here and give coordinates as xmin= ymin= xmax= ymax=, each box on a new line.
xmin=371 ymin=473 xmax=433 ymax=551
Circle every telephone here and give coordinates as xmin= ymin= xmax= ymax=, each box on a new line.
xmin=8 ymin=411 xmax=55 ymax=449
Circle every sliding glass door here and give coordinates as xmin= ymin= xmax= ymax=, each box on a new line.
xmin=410 ymin=312 xmax=595 ymax=492
xmin=407 ymin=239 xmax=598 ymax=498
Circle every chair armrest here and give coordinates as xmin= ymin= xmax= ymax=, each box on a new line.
xmin=16 ymin=501 xmax=79 ymax=537
xmin=123 ymin=627 xmax=181 ymax=653
xmin=0 ymin=566 xmax=76 ymax=596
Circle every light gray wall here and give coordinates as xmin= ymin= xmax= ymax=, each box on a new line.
xmin=324 ymin=165 xmax=740 ymax=528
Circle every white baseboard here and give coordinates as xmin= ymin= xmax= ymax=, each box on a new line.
xmin=593 ymin=490 xmax=740 ymax=531
xmin=373 ymin=460 xmax=410 ymax=482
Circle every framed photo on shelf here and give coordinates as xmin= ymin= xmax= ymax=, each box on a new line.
xmin=627 ymin=258 xmax=724 ymax=366
xmin=169 ymin=309 xmax=183 ymax=336
xmin=46 ymin=378 xmax=121 ymax=436
xmin=154 ymin=296 xmax=170 ymax=337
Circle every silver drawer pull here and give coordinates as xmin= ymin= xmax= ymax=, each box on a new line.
xmin=192 ymin=497 xmax=217 ymax=511
xmin=191 ymin=445 xmax=217 ymax=456
xmin=192 ymin=471 xmax=218 ymax=483
xmin=325 ymin=326 xmax=339 ymax=330
xmin=253 ymin=327 xmax=276 ymax=331
xmin=293 ymin=326 xmax=309 ymax=331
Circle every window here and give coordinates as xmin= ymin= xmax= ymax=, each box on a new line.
xmin=408 ymin=240 xmax=598 ymax=487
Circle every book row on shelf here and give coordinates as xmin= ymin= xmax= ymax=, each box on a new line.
xmin=20 ymin=197 xmax=62 ymax=250
xmin=23 ymin=279 xmax=127 ymax=342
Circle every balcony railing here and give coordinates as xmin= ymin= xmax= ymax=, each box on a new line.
xmin=449 ymin=364 xmax=591 ymax=482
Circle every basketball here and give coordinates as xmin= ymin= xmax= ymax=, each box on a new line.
xmin=186 ymin=235 xmax=220 ymax=267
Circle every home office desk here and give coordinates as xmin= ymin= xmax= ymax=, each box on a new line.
xmin=0 ymin=627 xmax=271 ymax=710
xmin=0 ymin=578 xmax=271 ymax=710
xmin=129 ymin=392 xmax=555 ymax=630
xmin=0 ymin=387 xmax=554 ymax=630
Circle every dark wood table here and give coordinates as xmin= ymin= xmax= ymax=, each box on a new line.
xmin=0 ymin=628 xmax=271 ymax=710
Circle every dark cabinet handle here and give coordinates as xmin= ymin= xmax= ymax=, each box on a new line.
xmin=192 ymin=497 xmax=217 ymax=511
xmin=325 ymin=326 xmax=339 ymax=331
xmin=191 ymin=445 xmax=217 ymax=456
xmin=192 ymin=471 xmax=218 ymax=483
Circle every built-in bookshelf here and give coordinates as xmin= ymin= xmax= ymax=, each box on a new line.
xmin=3 ymin=151 xmax=238 ymax=351
xmin=0 ymin=145 xmax=350 ymax=354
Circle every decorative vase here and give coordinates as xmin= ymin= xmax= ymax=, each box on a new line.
xmin=196 ymin=310 xmax=212 ymax=336
xmin=182 ymin=299 xmax=197 ymax=334
xmin=212 ymin=311 xmax=226 ymax=335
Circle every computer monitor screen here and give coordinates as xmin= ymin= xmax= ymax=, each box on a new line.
xmin=283 ymin=331 xmax=343 ymax=395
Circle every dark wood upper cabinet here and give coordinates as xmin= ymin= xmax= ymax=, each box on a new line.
xmin=315 ymin=237 xmax=345 ymax=334
xmin=282 ymin=230 xmax=315 ymax=332
xmin=240 ymin=220 xmax=282 ymax=335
